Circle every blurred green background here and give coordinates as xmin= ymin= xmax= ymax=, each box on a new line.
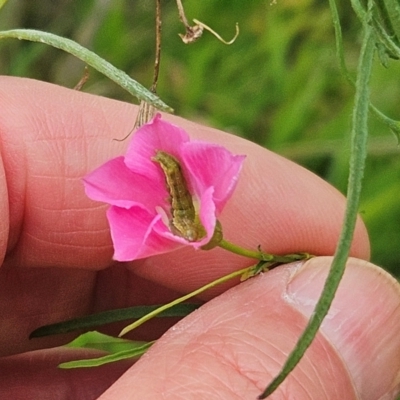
xmin=0 ymin=0 xmax=399 ymax=277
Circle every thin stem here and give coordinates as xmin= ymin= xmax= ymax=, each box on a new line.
xmin=119 ymin=0 xmax=162 ymax=140
xmin=0 ymin=29 xmax=172 ymax=112
xmin=218 ymin=239 xmax=311 ymax=264
xmin=259 ymin=14 xmax=375 ymax=399
xmin=329 ymin=0 xmax=400 ymax=144
xmin=150 ymin=0 xmax=162 ymax=93
xmin=176 ymin=0 xmax=190 ymax=28
xmin=118 ymin=238 xmax=312 ymax=337
xmin=218 ymin=239 xmax=263 ymax=259
xmin=119 ymin=266 xmax=250 ymax=337
xmin=328 ymin=0 xmax=354 ymax=84
xmin=175 ymin=0 xmax=203 ymax=44
xmin=73 ymin=66 xmax=90 ymax=90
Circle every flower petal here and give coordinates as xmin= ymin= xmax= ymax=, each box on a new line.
xmin=196 ymin=186 xmax=217 ymax=247
xmin=124 ymin=114 xmax=190 ymax=181
xmin=107 ymin=206 xmax=183 ymax=261
xmin=83 ymin=114 xmax=245 ymax=261
xmin=182 ymin=143 xmax=246 ymax=212
xmin=83 ymin=157 xmax=163 ymax=210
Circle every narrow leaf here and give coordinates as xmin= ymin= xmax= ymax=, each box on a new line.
xmin=59 ymin=332 xmax=153 ymax=368
xmin=65 ymin=331 xmax=144 ymax=353
xmin=0 ymin=29 xmax=173 ymax=112
xmin=329 ymin=0 xmax=400 ymax=141
xmin=30 ymin=303 xmax=200 ymax=338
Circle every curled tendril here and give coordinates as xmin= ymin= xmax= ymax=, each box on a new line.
xmin=192 ymin=19 xmax=239 ymax=45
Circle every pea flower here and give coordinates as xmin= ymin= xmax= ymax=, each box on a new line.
xmin=83 ymin=114 xmax=245 ymax=261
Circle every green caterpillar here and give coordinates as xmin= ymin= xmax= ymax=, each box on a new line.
xmin=152 ymin=151 xmax=200 ymax=241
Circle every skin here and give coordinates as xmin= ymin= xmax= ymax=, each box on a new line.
xmin=0 ymin=77 xmax=399 ymax=399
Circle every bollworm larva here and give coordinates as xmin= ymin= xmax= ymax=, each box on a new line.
xmin=152 ymin=150 xmax=200 ymax=241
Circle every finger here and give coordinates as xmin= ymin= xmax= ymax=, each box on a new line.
xmin=97 ymin=258 xmax=400 ymax=400
xmin=0 ymin=77 xmax=371 ymax=356
xmin=287 ymin=257 xmax=400 ymax=399
xmin=0 ymin=347 xmax=134 ymax=400
xmin=0 ymin=266 xmax=184 ymax=357
xmin=0 ymin=77 xmax=191 ymax=354
xmin=0 ymin=77 xmax=369 ymax=278
xmin=0 ymin=77 xmax=133 ymax=269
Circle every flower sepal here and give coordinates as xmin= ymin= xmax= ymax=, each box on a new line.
xmin=200 ymin=220 xmax=223 ymax=250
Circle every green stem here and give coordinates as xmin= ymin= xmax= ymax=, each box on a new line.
xmin=118 ymin=240 xmax=311 ymax=337
xmin=259 ymin=14 xmax=375 ymax=399
xmin=118 ymin=266 xmax=250 ymax=337
xmin=0 ymin=29 xmax=173 ymax=112
xmin=218 ymin=239 xmax=311 ymax=264
xmin=329 ymin=0 xmax=400 ymax=141
xmin=218 ymin=239 xmax=262 ymax=259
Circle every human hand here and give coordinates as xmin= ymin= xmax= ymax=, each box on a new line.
xmin=0 ymin=77 xmax=398 ymax=399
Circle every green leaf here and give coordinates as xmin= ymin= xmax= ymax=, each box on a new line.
xmin=0 ymin=29 xmax=173 ymax=112
xmin=59 ymin=344 xmax=152 ymax=368
xmin=370 ymin=106 xmax=400 ymax=143
xmin=372 ymin=15 xmax=400 ymax=59
xmin=30 ymin=303 xmax=200 ymax=338
xmin=59 ymin=331 xmax=153 ymax=368
xmin=65 ymin=331 xmax=144 ymax=352
xmin=329 ymin=0 xmax=400 ymax=146
xmin=376 ymin=0 xmax=400 ymax=44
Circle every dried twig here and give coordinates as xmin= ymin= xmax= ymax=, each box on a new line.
xmin=73 ymin=66 xmax=90 ymax=90
xmin=176 ymin=0 xmax=239 ymax=45
xmin=116 ymin=0 xmax=162 ymax=141
xmin=176 ymin=0 xmax=204 ymax=43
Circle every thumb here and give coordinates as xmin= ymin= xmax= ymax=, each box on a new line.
xmin=98 ymin=257 xmax=400 ymax=399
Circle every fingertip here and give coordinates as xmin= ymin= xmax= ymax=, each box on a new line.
xmin=99 ymin=261 xmax=359 ymax=399
xmin=286 ymin=257 xmax=400 ymax=400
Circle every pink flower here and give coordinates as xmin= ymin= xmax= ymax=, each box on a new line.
xmin=83 ymin=114 xmax=245 ymax=261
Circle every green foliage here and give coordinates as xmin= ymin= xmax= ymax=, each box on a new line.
xmin=59 ymin=331 xmax=153 ymax=368
xmin=0 ymin=29 xmax=172 ymax=110
xmin=0 ymin=0 xmax=399 ymax=276
xmin=30 ymin=303 xmax=200 ymax=338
